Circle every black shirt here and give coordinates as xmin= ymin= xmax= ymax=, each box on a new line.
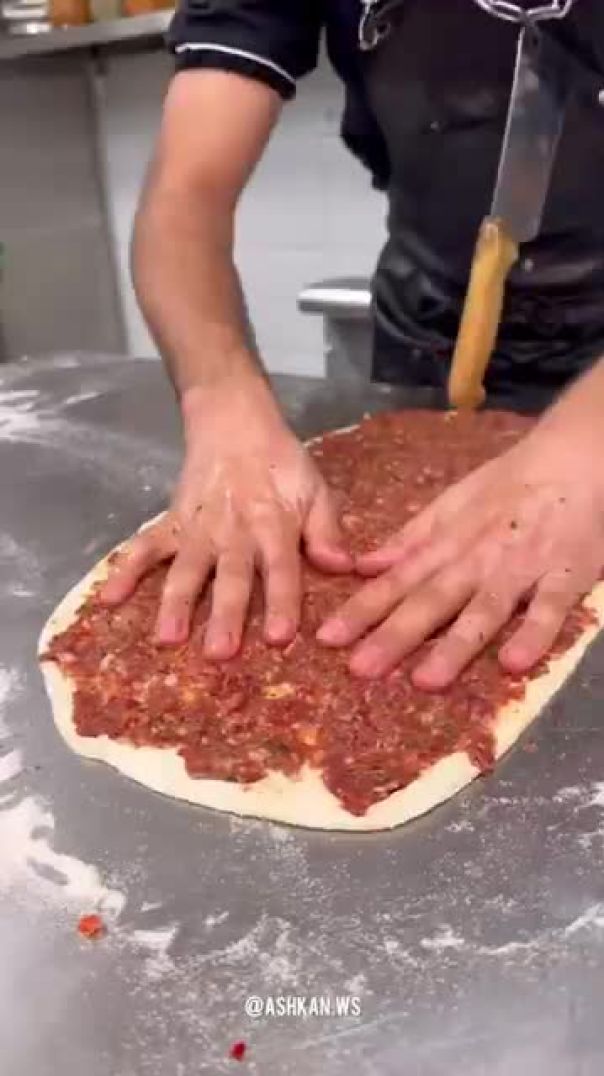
xmin=168 ymin=1 xmax=391 ymax=187
xmin=168 ymin=2 xmax=604 ymax=191
xmin=168 ymin=1 xmax=604 ymax=397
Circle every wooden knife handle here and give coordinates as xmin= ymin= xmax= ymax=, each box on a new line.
xmin=448 ymin=217 xmax=519 ymax=411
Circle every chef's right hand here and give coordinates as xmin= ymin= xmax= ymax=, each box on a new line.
xmin=101 ymin=379 xmax=352 ymax=658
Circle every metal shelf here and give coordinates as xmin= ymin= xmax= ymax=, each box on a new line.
xmin=0 ymin=10 xmax=172 ymax=61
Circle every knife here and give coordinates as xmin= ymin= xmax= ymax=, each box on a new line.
xmin=448 ymin=22 xmax=574 ymax=410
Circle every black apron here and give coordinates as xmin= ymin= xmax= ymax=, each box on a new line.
xmin=363 ymin=0 xmax=604 ymax=401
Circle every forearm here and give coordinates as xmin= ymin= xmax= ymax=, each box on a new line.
xmin=132 ymin=69 xmax=286 ymax=436
xmin=132 ymin=178 xmax=286 ymax=443
xmin=133 ymin=178 xmax=259 ymax=386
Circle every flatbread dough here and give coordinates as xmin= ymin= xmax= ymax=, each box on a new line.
xmin=39 ymin=527 xmax=604 ymax=831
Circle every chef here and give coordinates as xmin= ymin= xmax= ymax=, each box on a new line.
xmin=103 ymin=0 xmax=604 ymax=689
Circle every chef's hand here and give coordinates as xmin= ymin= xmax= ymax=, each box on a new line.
xmin=317 ymin=417 xmax=604 ymax=688
xmin=102 ymin=379 xmax=351 ymax=657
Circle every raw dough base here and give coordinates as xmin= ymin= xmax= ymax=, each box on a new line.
xmin=39 ymin=530 xmax=604 ymax=831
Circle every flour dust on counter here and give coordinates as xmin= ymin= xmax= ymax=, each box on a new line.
xmin=0 ymin=666 xmax=18 ymax=735
xmin=0 ymin=761 xmax=125 ymax=918
xmin=0 ymin=666 xmax=189 ymax=981
xmin=0 ymin=365 xmax=177 ymax=501
xmin=0 ymin=389 xmax=44 ymax=442
xmin=39 ymin=409 xmax=604 ymax=832
xmin=0 ymin=657 xmax=120 ymax=921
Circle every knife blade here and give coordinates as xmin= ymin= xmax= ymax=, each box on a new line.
xmin=491 ymin=21 xmax=572 ymax=243
xmin=448 ymin=23 xmax=574 ymax=410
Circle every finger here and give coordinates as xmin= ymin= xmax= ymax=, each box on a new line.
xmin=355 ymin=511 xmax=435 ymax=577
xmin=365 ymin=529 xmax=464 ymax=591
xmin=318 ymin=537 xmax=460 ymax=647
xmin=101 ymin=528 xmax=171 ymax=606
xmin=412 ymin=582 xmax=520 ymax=691
xmin=256 ymin=522 xmax=301 ymax=645
xmin=304 ymin=486 xmax=354 ymax=574
xmin=317 ymin=565 xmax=411 ymax=648
xmin=155 ymin=538 xmax=214 ymax=645
xmin=203 ymin=549 xmax=254 ymax=660
xmin=498 ymin=574 xmax=579 ymax=674
xmin=348 ymin=568 xmax=475 ymax=678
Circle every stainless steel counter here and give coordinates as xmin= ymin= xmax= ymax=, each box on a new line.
xmin=2 ymin=353 xmax=604 ymax=1076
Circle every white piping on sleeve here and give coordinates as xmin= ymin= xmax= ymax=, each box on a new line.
xmin=174 ymin=43 xmax=296 ymax=87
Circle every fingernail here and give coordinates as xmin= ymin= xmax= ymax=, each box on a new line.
xmin=204 ymin=628 xmax=234 ymax=659
xmin=329 ymin=554 xmax=354 ymax=574
xmin=318 ymin=543 xmax=349 ymax=561
xmin=311 ymin=546 xmax=353 ymax=573
xmin=99 ymin=582 xmax=120 ymax=605
xmin=412 ymin=656 xmax=450 ymax=691
xmin=499 ymin=644 xmax=529 ymax=673
xmin=358 ymin=546 xmax=395 ymax=563
xmin=156 ymin=616 xmax=186 ymax=645
xmin=316 ymin=617 xmax=349 ymax=645
xmin=357 ymin=550 xmax=381 ymax=564
xmin=332 ymin=548 xmax=354 ymax=566
xmin=349 ymin=645 xmax=383 ymax=678
xmin=355 ymin=552 xmax=395 ymax=576
xmin=265 ymin=616 xmax=294 ymax=644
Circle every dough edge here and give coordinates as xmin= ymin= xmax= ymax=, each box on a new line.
xmin=38 ymin=522 xmax=604 ymax=832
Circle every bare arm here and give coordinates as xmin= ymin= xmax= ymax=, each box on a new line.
xmin=132 ymin=69 xmax=279 ymax=397
xmin=103 ymin=71 xmax=351 ymax=652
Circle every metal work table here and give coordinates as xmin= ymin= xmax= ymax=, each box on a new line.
xmin=1 ymin=354 xmax=604 ymax=1076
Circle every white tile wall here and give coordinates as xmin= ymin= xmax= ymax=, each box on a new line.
xmin=101 ymin=48 xmax=386 ymax=375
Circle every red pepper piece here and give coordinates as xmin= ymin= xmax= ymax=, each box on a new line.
xmin=77 ymin=913 xmax=105 ymax=940
xmin=229 ymin=1041 xmax=247 ymax=1061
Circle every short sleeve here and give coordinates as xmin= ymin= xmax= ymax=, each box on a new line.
xmin=168 ymin=0 xmax=323 ymax=100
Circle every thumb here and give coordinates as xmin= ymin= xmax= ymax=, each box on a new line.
xmin=356 ymin=512 xmax=434 ymax=576
xmin=304 ymin=486 xmax=353 ymax=573
xmin=355 ymin=540 xmax=409 ymax=576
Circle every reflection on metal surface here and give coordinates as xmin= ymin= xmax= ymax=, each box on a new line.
xmin=298 ymin=278 xmax=371 ymax=318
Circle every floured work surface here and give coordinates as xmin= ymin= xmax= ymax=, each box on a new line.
xmin=39 ymin=409 xmax=604 ymax=830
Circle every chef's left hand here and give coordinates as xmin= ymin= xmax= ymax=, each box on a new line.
xmin=317 ymin=421 xmax=604 ymax=689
